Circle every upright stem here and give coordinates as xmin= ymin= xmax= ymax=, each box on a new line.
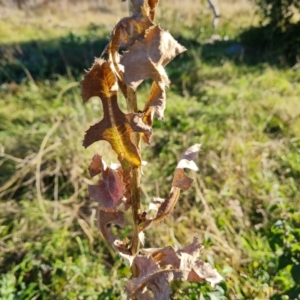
xmin=126 ymin=0 xmax=144 ymax=279
xmin=126 ymin=86 xmax=141 ymax=277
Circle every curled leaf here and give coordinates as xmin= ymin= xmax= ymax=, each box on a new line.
xmin=144 ymin=237 xmax=203 ymax=268
xmin=81 ymin=58 xmax=117 ymax=103
xmin=126 ymin=256 xmax=183 ymax=300
xmin=176 ymin=143 xmax=201 ymax=170
xmin=129 ymin=0 xmax=159 ymax=21
xmin=98 ymin=209 xmax=125 ymax=243
xmin=121 ymin=25 xmax=185 ymax=88
xmin=121 ymin=41 xmax=169 ymax=90
xmin=185 ymin=258 xmax=224 ymax=288
xmin=146 ymin=0 xmax=160 ymax=21
xmin=114 ymin=11 xmax=153 ymax=49
xmin=179 ymin=236 xmax=204 ymax=258
xmin=171 ymin=169 xmax=193 ymax=191
xmin=105 ymin=2 xmax=153 ymax=93
xmin=126 ymin=112 xmax=152 ymax=144
xmin=88 ymin=154 xmax=107 ymax=177
xmin=144 ymin=81 xmax=166 ymax=120
xmin=172 ymin=144 xmax=201 ymax=190
xmin=139 ymin=144 xmax=200 ymax=231
xmin=127 ymin=238 xmax=222 ymax=299
xmin=98 ymin=209 xmax=132 ymax=259
xmin=138 ymin=187 xmax=180 ymax=231
xmin=88 ymin=167 xmax=124 ymax=211
xmin=143 ymin=26 xmax=186 ymax=66
xmin=120 ymin=25 xmax=186 ymax=119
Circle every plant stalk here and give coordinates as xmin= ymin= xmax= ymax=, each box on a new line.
xmin=126 ymin=0 xmax=145 ymax=279
xmin=126 ymin=86 xmax=141 ymax=277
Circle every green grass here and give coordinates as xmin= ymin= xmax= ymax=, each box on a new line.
xmin=1 ymin=2 xmax=300 ymax=299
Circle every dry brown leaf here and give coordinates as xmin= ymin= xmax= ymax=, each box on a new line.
xmin=146 ymin=245 xmax=179 ymax=267
xmin=98 ymin=209 xmax=132 ymax=259
xmin=171 ymin=168 xmax=194 ymax=191
xmin=147 ymin=0 xmax=160 ymax=21
xmin=144 ymin=81 xmax=166 ymax=120
xmin=129 ymin=0 xmax=159 ymax=21
xmin=143 ymin=26 xmax=186 ymax=66
xmin=138 ymin=238 xmax=222 ymax=291
xmin=126 ymin=256 xmax=183 ymax=300
xmin=115 ymin=12 xmax=153 ymax=49
xmin=186 ymin=259 xmax=224 ymax=288
xmin=120 ymin=25 xmax=186 ymax=120
xmin=120 ymin=41 xmax=169 ymax=90
xmin=88 ymin=154 xmax=107 ymax=177
xmin=126 ymin=112 xmax=152 ymax=144
xmin=127 ymin=238 xmax=222 ymax=298
xmin=172 ymin=144 xmax=201 ymax=190
xmin=178 ymin=236 xmax=204 ymax=258
xmin=179 ymin=252 xmax=223 ymax=288
xmin=81 ymin=59 xmax=152 ymax=169
xmin=144 ymin=237 xmax=203 ymax=268
xmin=139 ymin=145 xmax=200 ymax=231
xmin=98 ymin=209 xmax=125 ymax=244
xmin=177 ymin=144 xmax=200 ymax=170
xmin=128 ymin=0 xmax=160 ymax=22
xmin=89 ymin=167 xmax=124 ymax=211
xmin=121 ymin=25 xmax=186 ymax=88
xmin=105 ymin=3 xmax=153 ymax=94
xmin=138 ymin=187 xmax=180 ymax=231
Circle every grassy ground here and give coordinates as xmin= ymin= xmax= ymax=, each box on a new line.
xmin=1 ymin=0 xmax=300 ymax=299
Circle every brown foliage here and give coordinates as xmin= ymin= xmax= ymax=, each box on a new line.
xmin=81 ymin=0 xmax=222 ymax=297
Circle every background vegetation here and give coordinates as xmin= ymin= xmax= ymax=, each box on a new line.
xmin=0 ymin=0 xmax=299 ymax=299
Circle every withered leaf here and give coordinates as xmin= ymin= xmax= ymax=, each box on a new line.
xmin=139 ymin=238 xmax=223 ymax=291
xmin=138 ymin=187 xmax=180 ymax=232
xmin=154 ymin=187 xmax=180 ymax=222
xmin=178 ymin=236 xmax=204 ymax=258
xmin=89 ymin=167 xmax=124 ymax=211
xmin=114 ymin=11 xmax=153 ymax=49
xmin=143 ymin=26 xmax=186 ymax=66
xmin=142 ymin=106 xmax=153 ymax=126
xmin=171 ymin=168 xmax=193 ymax=191
xmin=120 ymin=25 xmax=186 ymax=119
xmin=81 ymin=59 xmax=117 ymax=103
xmin=144 ymin=245 xmax=179 ymax=267
xmin=139 ymin=145 xmax=200 ymax=231
xmin=179 ymin=252 xmax=223 ymax=288
xmin=126 ymin=112 xmax=152 ymax=144
xmin=120 ymin=41 xmax=169 ymax=90
xmin=127 ymin=238 xmax=222 ymax=298
xmin=172 ymin=144 xmax=201 ymax=190
xmin=98 ymin=209 xmax=125 ymax=243
xmin=81 ymin=59 xmax=152 ymax=168
xmin=105 ymin=3 xmax=153 ymax=92
xmin=147 ymin=0 xmax=160 ymax=21
xmin=130 ymin=0 xmax=160 ymax=21
xmin=126 ymin=256 xmax=183 ymax=300
xmin=177 ymin=143 xmax=200 ymax=170
xmin=144 ymin=81 xmax=166 ymax=120
xmin=98 ymin=209 xmax=133 ymax=259
xmin=143 ymin=237 xmax=203 ymax=269
xmin=88 ymin=154 xmax=107 ymax=177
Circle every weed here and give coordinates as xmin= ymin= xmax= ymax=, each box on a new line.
xmin=0 ymin=0 xmax=300 ymax=299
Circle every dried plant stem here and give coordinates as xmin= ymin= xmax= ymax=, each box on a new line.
xmin=125 ymin=1 xmax=143 ymax=281
xmin=126 ymin=87 xmax=141 ymax=277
